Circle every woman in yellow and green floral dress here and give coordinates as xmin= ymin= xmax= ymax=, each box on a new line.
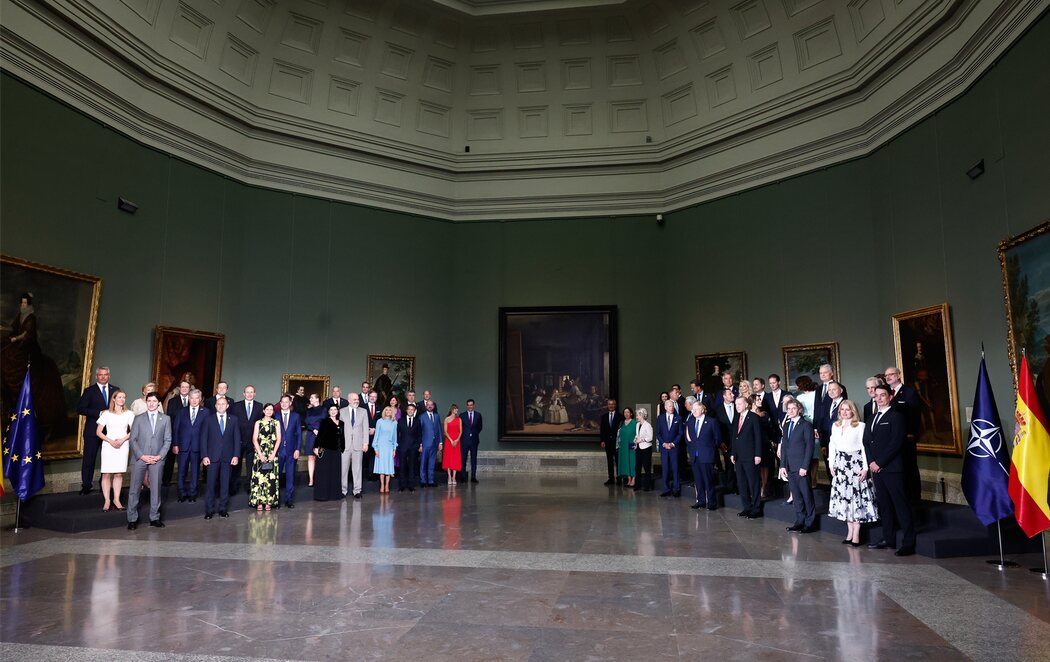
xmin=250 ymin=403 xmax=282 ymax=511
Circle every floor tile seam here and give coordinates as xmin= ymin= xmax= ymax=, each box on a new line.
xmin=0 ymin=642 xmax=286 ymax=662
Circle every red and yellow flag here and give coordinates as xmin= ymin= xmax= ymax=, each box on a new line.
xmin=1008 ymin=356 xmax=1050 ymax=537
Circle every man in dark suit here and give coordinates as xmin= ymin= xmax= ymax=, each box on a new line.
xmin=689 ymin=379 xmax=716 ymax=413
xmin=76 ymin=366 xmax=118 ymax=494
xmin=864 ymin=384 xmax=916 ymax=556
xmin=599 ymin=398 xmax=623 ymax=486
xmin=201 ymin=396 xmax=240 ymax=519
xmin=813 ymin=364 xmax=847 ymax=447
xmin=862 ymin=377 xmax=883 ymax=422
xmin=715 ymin=389 xmax=738 ymax=493
xmin=720 ymin=371 xmax=738 ymax=399
xmin=685 ymin=402 xmax=721 ymax=510
xmin=762 ymin=374 xmax=788 ymax=426
xmin=397 ymin=403 xmax=422 ymax=492
xmin=669 ymin=384 xmax=687 ymax=418
xmin=817 ymin=381 xmax=845 ymax=477
xmin=322 ymin=385 xmax=349 ymax=411
xmin=229 ymin=385 xmax=263 ymax=495
xmin=780 ymin=400 xmax=816 ymax=532
xmin=203 ymin=381 xmax=229 ymax=410
xmin=364 ymin=391 xmax=380 ymax=481
xmin=276 ymin=394 xmax=302 ymax=508
xmin=172 ymin=389 xmax=208 ymax=502
xmin=162 ymin=380 xmax=190 ymax=486
xmin=459 ymin=399 xmax=483 ymax=483
xmin=656 ymin=400 xmax=684 ymax=497
xmin=731 ymin=396 xmax=764 ymax=518
xmin=884 ymin=366 xmax=922 ymax=500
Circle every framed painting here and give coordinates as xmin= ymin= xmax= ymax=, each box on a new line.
xmin=694 ymin=351 xmax=748 ymax=396
xmin=998 ymin=221 xmax=1050 ymax=384
xmin=892 ymin=303 xmax=962 ymax=455
xmin=366 ymin=354 xmax=415 ymax=407
xmin=782 ymin=342 xmax=841 ymax=392
xmin=281 ymin=374 xmax=330 ymax=401
xmin=0 ymin=255 xmax=101 ymax=460
xmin=151 ymin=326 xmax=225 ymax=409
xmin=499 ymin=306 xmax=618 ymax=442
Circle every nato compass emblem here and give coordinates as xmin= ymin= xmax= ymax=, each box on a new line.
xmin=967 ymin=418 xmax=1004 ymax=461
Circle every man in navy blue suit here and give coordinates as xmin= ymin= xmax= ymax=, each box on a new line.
xmin=322 ymin=385 xmax=348 ymax=411
xmin=397 ymin=403 xmax=422 ymax=492
xmin=459 ymin=399 xmax=483 ymax=483
xmin=201 ymin=396 xmax=240 ymax=518
xmin=276 ymin=394 xmax=302 ymax=507
xmin=76 ymin=366 xmax=118 ymax=494
xmin=419 ymin=400 xmax=443 ymax=487
xmin=162 ymin=380 xmax=191 ymax=486
xmin=172 ymin=389 xmax=209 ymax=502
xmin=864 ymin=384 xmax=916 ymax=556
xmin=685 ymin=401 xmax=720 ymax=510
xmin=761 ymin=374 xmax=788 ymax=426
xmin=731 ymin=396 xmax=764 ymax=518
xmin=656 ymin=400 xmax=684 ymax=497
xmin=780 ymin=399 xmax=816 ymax=532
xmin=689 ymin=379 xmax=716 ymax=414
xmin=229 ymin=385 xmax=263 ymax=495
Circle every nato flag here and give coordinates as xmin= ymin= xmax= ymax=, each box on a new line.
xmin=2 ymin=369 xmax=46 ymax=502
xmin=961 ymin=357 xmax=1014 ymax=526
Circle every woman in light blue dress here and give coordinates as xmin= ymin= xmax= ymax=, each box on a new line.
xmin=372 ymin=406 xmax=397 ymax=493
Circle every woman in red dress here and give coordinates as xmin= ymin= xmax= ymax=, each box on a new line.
xmin=442 ymin=404 xmax=463 ymax=485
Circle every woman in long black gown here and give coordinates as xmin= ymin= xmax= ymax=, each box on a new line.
xmin=313 ymin=405 xmax=344 ymax=501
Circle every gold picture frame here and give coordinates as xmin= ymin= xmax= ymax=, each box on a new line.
xmin=781 ymin=342 xmax=841 ymax=391
xmin=997 ymin=220 xmax=1050 ymax=385
xmin=281 ymin=374 xmax=330 ymax=400
xmin=891 ymin=303 xmax=962 ymax=456
xmin=1 ymin=255 xmax=102 ymax=460
xmin=366 ymin=354 xmax=415 ymax=407
xmin=151 ymin=326 xmax=225 ymax=408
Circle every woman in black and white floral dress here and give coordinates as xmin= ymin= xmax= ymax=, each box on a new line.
xmin=828 ymin=400 xmax=879 ymax=546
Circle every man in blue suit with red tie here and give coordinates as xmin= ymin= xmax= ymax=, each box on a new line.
xmin=459 ymin=399 xmax=483 ymax=484
xmin=685 ymin=401 xmax=721 ymax=510
xmin=201 ymin=396 xmax=241 ymax=519
xmin=172 ymin=389 xmax=208 ymax=502
xmin=656 ymin=400 xmax=684 ymax=497
xmin=276 ymin=394 xmax=302 ymax=508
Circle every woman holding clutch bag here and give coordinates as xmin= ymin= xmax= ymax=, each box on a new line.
xmin=250 ymin=403 xmax=281 ymax=511
xmin=313 ymin=405 xmax=344 ymax=501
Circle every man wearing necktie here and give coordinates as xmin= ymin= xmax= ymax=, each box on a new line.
xmin=230 ymin=385 xmax=263 ymax=496
xmin=599 ymin=399 xmax=623 ymax=485
xmin=419 ymin=400 xmax=444 ymax=487
xmin=396 ymin=403 xmax=422 ymax=492
xmin=162 ymin=380 xmax=191 ymax=487
xmin=459 ymin=399 xmax=484 ymax=483
xmin=127 ymin=392 xmax=171 ymax=529
xmin=685 ymin=401 xmax=721 ymax=510
xmin=201 ymin=396 xmax=241 ymax=519
xmin=863 ymin=384 xmax=916 ymax=556
xmin=172 ymin=389 xmax=209 ymax=502
xmin=656 ymin=400 xmax=684 ymax=497
xmin=339 ymin=394 xmax=370 ymax=498
xmin=780 ymin=400 xmax=816 ymax=532
xmin=276 ymin=395 xmax=302 ymax=508
xmin=730 ymin=396 xmax=764 ymax=519
xmin=76 ymin=366 xmax=119 ymax=494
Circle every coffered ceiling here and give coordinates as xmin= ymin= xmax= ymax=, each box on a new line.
xmin=1 ymin=0 xmax=1044 ymax=219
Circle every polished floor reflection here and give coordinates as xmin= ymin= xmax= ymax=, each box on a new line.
xmin=2 ymin=475 xmax=1048 ymax=661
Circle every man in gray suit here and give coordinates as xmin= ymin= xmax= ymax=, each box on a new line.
xmin=340 ymin=393 xmax=370 ymax=499
xmin=127 ymin=392 xmax=172 ymax=529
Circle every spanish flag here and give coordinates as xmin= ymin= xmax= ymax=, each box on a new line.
xmin=1008 ymin=355 xmax=1050 ymax=537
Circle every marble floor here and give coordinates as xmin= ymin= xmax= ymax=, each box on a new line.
xmin=1 ymin=475 xmax=1048 ymax=661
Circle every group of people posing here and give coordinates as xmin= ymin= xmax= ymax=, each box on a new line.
xmin=600 ymin=365 xmax=923 ymax=556
xmin=76 ymin=368 xmax=483 ymax=529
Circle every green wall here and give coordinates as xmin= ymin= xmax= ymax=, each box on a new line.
xmin=2 ymin=14 xmax=1048 ymax=476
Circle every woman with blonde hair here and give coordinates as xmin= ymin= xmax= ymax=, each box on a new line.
xmin=633 ymin=407 xmax=655 ymax=491
xmin=97 ymin=389 xmax=134 ymax=511
xmin=828 ymin=399 xmax=879 ymax=546
xmin=373 ymin=406 xmax=398 ymax=493
xmin=130 ymin=383 xmax=156 ymax=415
xmin=442 ymin=404 xmax=463 ymax=485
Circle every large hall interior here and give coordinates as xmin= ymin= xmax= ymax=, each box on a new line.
xmin=2 ymin=0 xmax=1049 ymax=659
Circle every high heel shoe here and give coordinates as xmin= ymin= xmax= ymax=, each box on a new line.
xmin=850 ymin=541 xmax=862 ymax=547
xmin=841 ymin=539 xmax=852 ymax=544
xmin=102 ymin=504 xmax=111 ymax=512
xmin=115 ymin=505 xmax=126 ymax=511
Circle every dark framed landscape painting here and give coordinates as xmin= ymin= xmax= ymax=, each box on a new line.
xmin=499 ymin=306 xmax=618 ymax=442
xmin=998 ymin=220 xmax=1050 ymax=386
xmin=0 ymin=255 xmax=101 ymax=460
xmin=282 ymin=374 xmax=330 ymax=401
xmin=892 ymin=303 xmax=962 ymax=456
xmin=782 ymin=342 xmax=841 ymax=392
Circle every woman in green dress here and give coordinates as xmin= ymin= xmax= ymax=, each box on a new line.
xmin=617 ymin=407 xmax=637 ymax=487
xmin=250 ymin=403 xmax=282 ymax=511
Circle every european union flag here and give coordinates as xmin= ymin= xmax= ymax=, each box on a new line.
xmin=2 ymin=368 xmax=45 ymax=502
xmin=961 ymin=357 xmax=1014 ymax=525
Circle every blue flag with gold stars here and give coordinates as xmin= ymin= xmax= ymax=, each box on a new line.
xmin=3 ymin=368 xmax=45 ymax=501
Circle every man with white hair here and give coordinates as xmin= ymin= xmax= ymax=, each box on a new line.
xmin=172 ymin=388 xmax=209 ymax=502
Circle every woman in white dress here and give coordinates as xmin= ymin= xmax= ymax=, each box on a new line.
xmin=828 ymin=400 xmax=879 ymax=546
xmin=96 ymin=389 xmax=134 ymax=511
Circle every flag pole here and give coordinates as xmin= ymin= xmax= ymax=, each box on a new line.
xmin=12 ymin=499 xmax=21 ymax=533
xmin=1031 ymin=533 xmax=1048 ymax=579
xmin=986 ymin=520 xmax=1019 ymax=569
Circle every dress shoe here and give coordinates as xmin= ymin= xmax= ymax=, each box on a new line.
xmin=353 ymin=493 xmax=362 ymax=499
xmin=894 ymin=548 xmax=915 ymax=557
xmin=177 ymin=496 xmax=186 ymax=503
xmin=470 ymin=478 xmax=479 ymax=484
xmin=868 ymin=540 xmax=890 ymax=550
xmin=745 ymin=513 xmax=761 ymax=520
xmin=707 ymin=504 xmax=718 ymax=511
xmin=604 ymin=479 xmax=615 ymax=486
xmin=127 ymin=522 xmax=138 ymax=530
xmin=737 ymin=510 xmax=749 ymax=517
xmin=219 ymin=511 xmax=229 ymax=518
xmin=747 ymin=512 xmax=763 ymax=519
xmin=786 ymin=524 xmax=804 ymax=532
xmin=399 ymin=488 xmax=406 ymax=493
xmin=204 ymin=512 xmax=214 ymax=520
xmin=285 ymin=502 xmax=295 ymax=509
xmin=149 ymin=520 xmax=165 ymax=528
xmin=408 ymin=488 xmax=415 ymax=492
xmin=79 ymin=487 xmax=92 ymax=495
xmin=691 ymin=502 xmax=704 ymax=510
xmin=800 ymin=527 xmax=816 ymax=534
xmin=673 ymin=491 xmax=681 ymax=498
xmin=659 ymin=490 xmax=672 ymax=497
